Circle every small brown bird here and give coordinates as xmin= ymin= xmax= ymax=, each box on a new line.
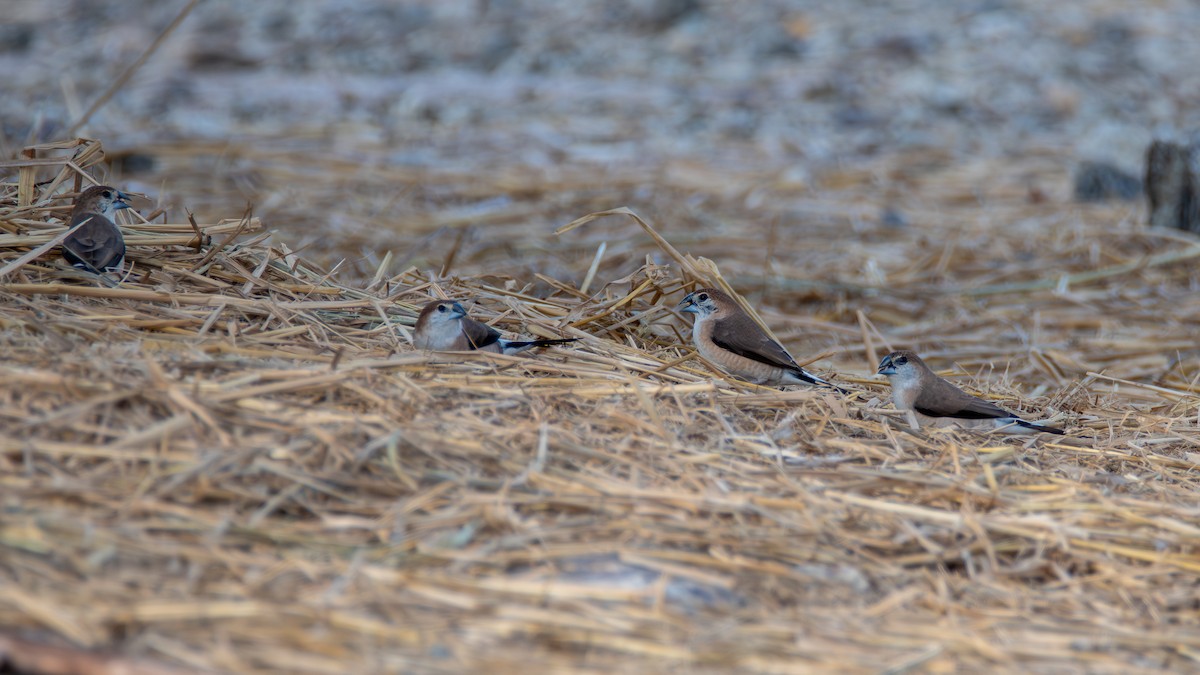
xmin=62 ymin=185 xmax=131 ymax=274
xmin=877 ymin=350 xmax=1064 ymax=434
xmin=413 ymin=300 xmax=579 ymax=354
xmin=677 ymin=287 xmax=846 ymax=392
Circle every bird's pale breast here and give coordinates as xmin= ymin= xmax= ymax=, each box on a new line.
xmin=890 ymin=376 xmax=921 ymax=412
xmin=414 ymin=323 xmax=462 ymax=351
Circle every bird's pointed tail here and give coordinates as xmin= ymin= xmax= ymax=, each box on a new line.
xmin=500 ymin=338 xmax=580 ymax=355
xmin=789 ymin=366 xmax=849 ymax=394
xmin=1015 ymin=419 xmax=1065 ymax=435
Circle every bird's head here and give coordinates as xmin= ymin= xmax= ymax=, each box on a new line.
xmin=877 ymin=350 xmax=922 ymax=381
xmin=76 ymin=185 xmax=132 ymax=218
xmin=418 ymin=300 xmax=468 ymax=329
xmin=676 ymin=288 xmax=731 ymax=319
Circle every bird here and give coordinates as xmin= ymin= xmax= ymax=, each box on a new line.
xmin=676 ymin=287 xmax=846 ymax=393
xmin=876 ymin=350 xmax=1064 ymax=434
xmin=412 ymin=299 xmax=579 ymax=354
xmin=61 ymin=185 xmax=132 ymax=275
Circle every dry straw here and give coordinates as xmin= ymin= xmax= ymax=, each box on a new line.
xmin=0 ymin=139 xmax=1198 ymax=673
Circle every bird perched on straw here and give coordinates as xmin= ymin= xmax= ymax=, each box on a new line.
xmin=677 ymin=287 xmax=846 ymax=393
xmin=61 ymin=185 xmax=132 ymax=275
xmin=413 ymin=300 xmax=579 ymax=354
xmin=876 ymin=350 xmax=1064 ymax=434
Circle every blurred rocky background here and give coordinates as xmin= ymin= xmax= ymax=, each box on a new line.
xmin=3 ymin=0 xmax=1199 ymax=277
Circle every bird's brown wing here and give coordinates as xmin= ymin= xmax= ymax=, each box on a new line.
xmin=709 ymin=312 xmax=800 ymax=370
xmin=63 ymin=214 xmax=125 ymax=272
xmin=914 ymin=377 xmax=1012 ymax=420
xmin=460 ymin=317 xmax=503 ymax=351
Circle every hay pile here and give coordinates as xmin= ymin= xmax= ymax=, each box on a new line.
xmin=1 ymin=138 xmax=1199 ymax=673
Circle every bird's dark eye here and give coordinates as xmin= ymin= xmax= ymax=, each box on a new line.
xmin=896 ymin=356 xmax=908 ymax=365
xmin=437 ymin=305 xmax=446 ymax=313
xmin=698 ymin=293 xmax=708 ymax=301
xmin=102 ymin=190 xmax=112 ymax=199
